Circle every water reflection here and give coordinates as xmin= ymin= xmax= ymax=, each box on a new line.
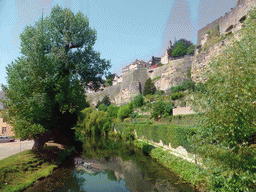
xmin=61 ymin=135 xmax=197 ymax=192
xmin=25 ymin=135 xmax=197 ymax=192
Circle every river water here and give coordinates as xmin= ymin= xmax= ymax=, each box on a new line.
xmin=24 ymin=136 xmax=198 ymax=192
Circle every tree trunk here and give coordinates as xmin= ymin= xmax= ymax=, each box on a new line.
xmin=32 ymin=137 xmax=46 ymax=151
xmin=32 ymin=132 xmax=53 ymax=151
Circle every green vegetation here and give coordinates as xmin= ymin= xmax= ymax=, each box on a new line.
xmin=117 ymin=105 xmax=133 ymax=121
xmin=0 ymin=145 xmax=73 ymax=192
xmin=115 ymin=122 xmax=196 ymax=152
xmin=170 ymin=80 xmax=195 ymax=93
xmin=1 ymin=5 xmax=110 ymax=150
xmin=171 ymin=40 xmax=188 ymax=57
xmin=171 ymin=38 xmax=194 ymax=57
xmin=132 ymin=94 xmax=144 ymax=108
xmin=105 ymin=72 xmax=115 ymax=86
xmin=171 ymin=92 xmax=185 ymax=100
xmin=152 ymin=75 xmax=161 ymax=81
xmin=157 ymin=62 xmax=163 ymax=67
xmin=143 ymin=78 xmax=156 ymax=96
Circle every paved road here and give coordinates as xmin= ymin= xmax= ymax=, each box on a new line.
xmin=0 ymin=140 xmax=34 ymax=160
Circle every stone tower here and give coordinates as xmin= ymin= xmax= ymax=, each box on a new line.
xmin=168 ymin=40 xmax=172 ymax=49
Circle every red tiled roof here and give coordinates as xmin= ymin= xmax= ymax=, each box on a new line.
xmin=151 ymin=64 xmax=158 ymax=68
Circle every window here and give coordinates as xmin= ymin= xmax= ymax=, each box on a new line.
xmin=2 ymin=127 xmax=6 ymax=134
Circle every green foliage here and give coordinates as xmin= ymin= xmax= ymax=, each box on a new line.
xmin=143 ymin=78 xmax=156 ymax=96
xmin=105 ymin=72 xmax=115 ymax=87
xmin=98 ymin=104 xmax=108 ymax=112
xmin=74 ymin=108 xmax=108 ymax=135
xmin=187 ymin=45 xmax=195 ymax=55
xmin=114 ymin=123 xmax=196 ymax=153
xmin=171 ymin=92 xmax=185 ymax=100
xmin=101 ymin=95 xmax=111 ymax=106
xmin=151 ymin=101 xmax=165 ymax=120
xmin=1 ymin=5 xmax=110 ymax=141
xmin=117 ymin=105 xmax=132 ymax=121
xmin=132 ymin=94 xmax=144 ymax=108
xmin=95 ymin=100 xmax=101 ymax=108
xmin=157 ymin=63 xmax=163 ymax=67
xmin=172 ymin=40 xmax=188 ymax=57
xmin=170 ymin=80 xmax=195 ymax=93
xmin=106 ymin=104 xmax=119 ymax=119
xmin=154 ymin=90 xmax=164 ymax=96
xmin=193 ymin=7 xmax=256 ymax=151
xmin=133 ymin=140 xmax=155 ymax=154
xmin=152 ymin=75 xmax=161 ymax=81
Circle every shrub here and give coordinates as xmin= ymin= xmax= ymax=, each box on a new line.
xmin=170 ymin=80 xmax=195 ymax=93
xmin=192 ymin=7 xmax=256 ymax=151
xmin=152 ymin=75 xmax=161 ymax=81
xmin=133 ymin=94 xmax=144 ymax=108
xmin=95 ymin=100 xmax=101 ymax=108
xmin=164 ymin=102 xmax=174 ymax=115
xmin=157 ymin=63 xmax=163 ymax=67
xmin=171 ymin=92 xmax=185 ymax=100
xmin=143 ymin=78 xmax=156 ymax=96
xmin=98 ymin=104 xmax=108 ymax=112
xmin=187 ymin=45 xmax=195 ymax=55
xmin=102 ymin=95 xmax=111 ymax=106
xmin=117 ymin=105 xmax=132 ymax=121
xmin=107 ymin=104 xmax=119 ymax=119
xmin=172 ymin=41 xmax=188 ymax=57
xmin=151 ymin=101 xmax=165 ymax=120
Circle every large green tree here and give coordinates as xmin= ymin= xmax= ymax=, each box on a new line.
xmin=193 ymin=8 xmax=256 ymax=152
xmin=1 ymin=5 xmax=110 ymax=150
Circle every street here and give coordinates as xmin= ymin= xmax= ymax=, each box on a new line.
xmin=0 ymin=140 xmax=34 ymax=160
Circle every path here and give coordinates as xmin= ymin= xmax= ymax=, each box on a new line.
xmin=0 ymin=140 xmax=34 ymax=160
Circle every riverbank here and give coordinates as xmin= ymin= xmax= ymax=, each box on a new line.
xmin=0 ymin=142 xmax=75 ymax=192
xmin=109 ymin=131 xmax=208 ymax=191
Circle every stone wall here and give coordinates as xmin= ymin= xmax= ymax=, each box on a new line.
xmin=197 ymin=17 xmax=223 ymax=46
xmin=173 ymin=106 xmax=196 ymax=116
xmin=86 ymin=84 xmax=121 ymax=106
xmin=219 ymin=0 xmax=256 ymax=35
xmin=154 ymin=56 xmax=193 ymax=91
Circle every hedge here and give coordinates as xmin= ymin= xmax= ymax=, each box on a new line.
xmin=114 ymin=123 xmax=196 ymax=153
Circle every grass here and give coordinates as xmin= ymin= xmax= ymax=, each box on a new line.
xmin=152 ymin=75 xmax=161 ymax=81
xmin=0 ymin=143 xmax=70 ymax=192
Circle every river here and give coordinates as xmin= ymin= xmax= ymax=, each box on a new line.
xmin=24 ymin=135 xmax=198 ymax=192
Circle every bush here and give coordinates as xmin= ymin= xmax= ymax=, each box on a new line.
xmin=171 ymin=92 xmax=185 ymax=100
xmin=157 ymin=63 xmax=163 ymax=67
xmin=151 ymin=101 xmax=165 ymax=120
xmin=133 ymin=94 xmax=144 ymax=108
xmin=187 ymin=45 xmax=195 ymax=55
xmin=102 ymin=95 xmax=111 ymax=106
xmin=193 ymin=7 xmax=256 ymax=151
xmin=107 ymin=104 xmax=119 ymax=119
xmin=164 ymin=102 xmax=174 ymax=115
xmin=172 ymin=41 xmax=188 ymax=57
xmin=117 ymin=105 xmax=132 ymax=121
xmin=152 ymin=75 xmax=161 ymax=81
xmin=143 ymin=78 xmax=156 ymax=96
xmin=98 ymin=104 xmax=108 ymax=111
xmin=170 ymin=80 xmax=195 ymax=93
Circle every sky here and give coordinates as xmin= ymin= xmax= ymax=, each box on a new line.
xmin=0 ymin=0 xmax=237 ymax=89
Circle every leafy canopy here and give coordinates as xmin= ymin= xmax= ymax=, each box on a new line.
xmin=192 ymin=8 xmax=256 ymax=151
xmin=143 ymin=78 xmax=156 ymax=96
xmin=1 ymin=5 xmax=110 ymax=140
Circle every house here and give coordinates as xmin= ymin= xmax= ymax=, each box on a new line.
xmin=0 ymin=91 xmax=14 ymax=137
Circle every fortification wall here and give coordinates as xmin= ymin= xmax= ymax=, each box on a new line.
xmin=121 ymin=69 xmax=149 ymax=92
xmin=86 ymin=84 xmax=121 ymax=106
xmin=219 ymin=0 xmax=256 ymax=34
xmin=148 ymin=65 xmax=167 ymax=80
xmin=197 ymin=17 xmax=222 ymax=46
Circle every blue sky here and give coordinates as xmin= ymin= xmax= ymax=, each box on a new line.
xmin=0 ymin=0 xmax=237 ymax=89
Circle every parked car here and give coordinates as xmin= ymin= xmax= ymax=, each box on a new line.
xmin=0 ymin=136 xmax=10 ymax=143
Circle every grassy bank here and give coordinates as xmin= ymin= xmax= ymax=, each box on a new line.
xmin=133 ymin=139 xmax=208 ymax=191
xmin=0 ymin=143 xmax=74 ymax=192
